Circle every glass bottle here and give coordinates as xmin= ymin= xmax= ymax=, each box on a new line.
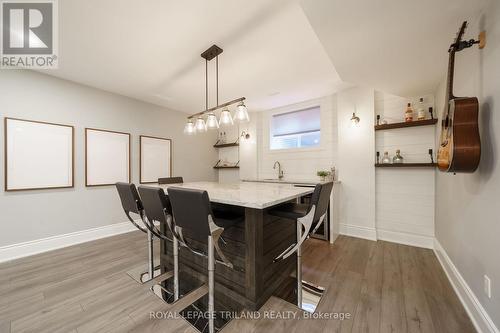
xmin=405 ymin=102 xmax=413 ymax=122
xmin=417 ymin=97 xmax=426 ymax=120
xmin=382 ymin=152 xmax=391 ymax=164
xmin=393 ymin=149 xmax=404 ymax=164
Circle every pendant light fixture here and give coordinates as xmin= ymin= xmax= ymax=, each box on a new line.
xmin=195 ymin=117 xmax=207 ymax=132
xmin=183 ymin=119 xmax=196 ymax=135
xmin=233 ymin=101 xmax=249 ymax=123
xmin=206 ymin=112 xmax=219 ymax=129
xmin=219 ymin=107 xmax=233 ymax=126
xmin=183 ymin=44 xmax=247 ymax=135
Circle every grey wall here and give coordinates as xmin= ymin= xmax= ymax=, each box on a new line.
xmin=0 ymin=70 xmax=217 ymax=247
xmin=434 ymin=0 xmax=500 ymax=327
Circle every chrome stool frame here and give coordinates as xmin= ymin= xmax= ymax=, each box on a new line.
xmin=168 ymin=187 xmax=240 ymax=333
xmin=115 ymin=182 xmax=163 ymax=283
xmin=271 ymin=182 xmax=333 ymax=313
xmin=138 ymin=185 xmax=204 ymax=305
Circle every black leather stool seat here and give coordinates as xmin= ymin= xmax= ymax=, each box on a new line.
xmin=212 ymin=209 xmax=244 ymax=228
xmin=268 ymin=202 xmax=309 ymax=220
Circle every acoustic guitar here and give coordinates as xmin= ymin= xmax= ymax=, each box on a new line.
xmin=437 ymin=21 xmax=481 ymax=173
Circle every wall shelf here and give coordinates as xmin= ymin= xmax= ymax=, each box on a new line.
xmin=213 ymin=142 xmax=239 ymax=148
xmin=375 ymin=163 xmax=437 ymax=168
xmin=375 ymin=118 xmax=438 ymax=131
xmin=213 ymin=159 xmax=240 ymax=170
xmin=213 ymin=166 xmax=240 ymax=169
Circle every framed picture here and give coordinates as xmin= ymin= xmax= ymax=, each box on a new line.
xmin=85 ymin=128 xmax=130 ymax=186
xmin=140 ymin=135 xmax=172 ymax=184
xmin=4 ymin=117 xmax=74 ymax=191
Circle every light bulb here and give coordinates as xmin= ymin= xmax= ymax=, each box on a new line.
xmin=206 ymin=112 xmax=219 ymax=129
xmin=233 ymin=102 xmax=249 ymax=123
xmin=183 ymin=119 xmax=196 ymax=135
xmin=195 ymin=117 xmax=207 ymax=132
xmin=219 ymin=107 xmax=233 ymax=126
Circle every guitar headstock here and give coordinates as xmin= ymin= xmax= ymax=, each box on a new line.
xmin=449 ymin=21 xmax=468 ymax=53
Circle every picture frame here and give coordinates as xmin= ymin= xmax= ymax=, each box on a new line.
xmin=4 ymin=117 xmax=74 ymax=191
xmin=85 ymin=128 xmax=131 ymax=187
xmin=139 ymin=135 xmax=172 ymax=184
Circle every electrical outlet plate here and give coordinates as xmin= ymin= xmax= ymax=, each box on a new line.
xmin=484 ymin=275 xmax=491 ymax=298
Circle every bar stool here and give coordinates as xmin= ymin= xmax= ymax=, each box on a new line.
xmin=167 ymin=187 xmax=243 ymax=333
xmin=269 ymin=181 xmax=333 ymax=312
xmin=158 ymin=176 xmax=184 ymax=184
xmin=115 ymin=182 xmax=164 ymax=283
xmin=138 ymin=185 xmax=194 ymax=304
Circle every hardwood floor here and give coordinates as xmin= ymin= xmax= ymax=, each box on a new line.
xmin=0 ymin=232 xmax=475 ymax=333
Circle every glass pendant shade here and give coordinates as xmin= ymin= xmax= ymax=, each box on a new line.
xmin=206 ymin=113 xmax=219 ymax=129
xmin=233 ymin=102 xmax=250 ymax=123
xmin=219 ymin=107 xmax=234 ymax=126
xmin=183 ymin=120 xmax=196 ymax=135
xmin=195 ymin=117 xmax=207 ymax=132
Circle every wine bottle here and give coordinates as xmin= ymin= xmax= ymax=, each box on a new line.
xmin=405 ymin=103 xmax=413 ymax=122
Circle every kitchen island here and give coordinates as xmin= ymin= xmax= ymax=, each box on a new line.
xmin=154 ymin=181 xmax=314 ymax=311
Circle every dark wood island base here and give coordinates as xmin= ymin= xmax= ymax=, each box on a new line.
xmin=161 ymin=204 xmax=297 ymax=311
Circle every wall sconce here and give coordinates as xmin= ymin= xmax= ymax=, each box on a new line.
xmin=240 ymin=131 xmax=250 ymax=140
xmin=350 ymin=112 xmax=360 ymax=126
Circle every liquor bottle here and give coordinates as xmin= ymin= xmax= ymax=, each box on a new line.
xmin=393 ymin=150 xmax=404 ymax=164
xmin=417 ymin=98 xmax=426 ymax=120
xmin=382 ymin=152 xmax=391 ymax=164
xmin=405 ymin=103 xmax=413 ymax=122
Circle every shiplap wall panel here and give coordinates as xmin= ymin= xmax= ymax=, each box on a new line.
xmin=375 ymin=92 xmax=435 ymax=243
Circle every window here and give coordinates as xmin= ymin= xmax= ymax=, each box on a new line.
xmin=270 ymin=106 xmax=321 ymax=150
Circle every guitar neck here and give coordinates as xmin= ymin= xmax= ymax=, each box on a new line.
xmin=446 ymin=50 xmax=456 ymax=101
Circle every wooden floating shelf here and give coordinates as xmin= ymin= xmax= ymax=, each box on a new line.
xmin=375 ymin=163 xmax=437 ymax=168
xmin=375 ymin=119 xmax=438 ymax=131
xmin=213 ymin=166 xmax=240 ymax=169
xmin=213 ymin=142 xmax=239 ymax=148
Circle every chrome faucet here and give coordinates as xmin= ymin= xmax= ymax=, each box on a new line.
xmin=273 ymin=161 xmax=284 ymax=180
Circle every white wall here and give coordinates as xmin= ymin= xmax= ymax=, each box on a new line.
xmin=239 ymin=115 xmax=259 ymax=180
xmin=375 ymin=92 xmax=436 ymax=248
xmin=434 ymin=0 xmax=500 ymax=329
xmin=255 ymin=94 xmax=337 ymax=181
xmin=336 ymin=87 xmax=376 ymax=239
xmin=0 ymin=70 xmax=217 ymax=247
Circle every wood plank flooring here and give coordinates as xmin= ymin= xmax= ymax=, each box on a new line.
xmin=0 ymin=232 xmax=475 ymax=333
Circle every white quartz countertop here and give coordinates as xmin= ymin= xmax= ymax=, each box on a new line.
xmin=154 ymin=181 xmax=314 ymax=209
xmin=242 ymin=178 xmax=341 ymax=186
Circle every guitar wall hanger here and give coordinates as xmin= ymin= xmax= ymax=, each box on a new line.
xmin=449 ymin=31 xmax=486 ymax=52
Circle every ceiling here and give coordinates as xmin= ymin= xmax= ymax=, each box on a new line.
xmin=300 ymin=0 xmax=489 ymax=97
xmin=39 ymin=0 xmax=489 ymax=113
xmin=40 ymin=0 xmax=346 ymax=114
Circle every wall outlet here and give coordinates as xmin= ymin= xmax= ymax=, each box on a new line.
xmin=484 ymin=275 xmax=491 ymax=299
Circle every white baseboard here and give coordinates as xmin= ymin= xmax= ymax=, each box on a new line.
xmin=434 ymin=239 xmax=499 ymax=333
xmin=339 ymin=223 xmax=377 ymax=241
xmin=0 ymin=222 xmax=137 ymax=263
xmin=377 ymin=229 xmax=434 ymax=249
